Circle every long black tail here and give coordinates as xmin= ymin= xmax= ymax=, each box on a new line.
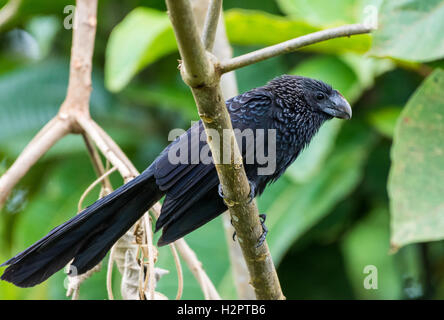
xmin=0 ymin=167 xmax=163 ymax=288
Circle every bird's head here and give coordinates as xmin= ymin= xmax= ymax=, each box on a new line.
xmin=267 ymin=75 xmax=352 ymax=120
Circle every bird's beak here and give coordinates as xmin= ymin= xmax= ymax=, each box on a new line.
xmin=322 ymin=91 xmax=352 ymax=120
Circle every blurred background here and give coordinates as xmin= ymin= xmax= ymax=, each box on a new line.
xmin=1 ymin=0 xmax=444 ymax=299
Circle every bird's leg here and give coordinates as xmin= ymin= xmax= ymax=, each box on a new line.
xmin=219 ymin=181 xmax=257 ymax=242
xmin=255 ymin=214 xmax=268 ymax=248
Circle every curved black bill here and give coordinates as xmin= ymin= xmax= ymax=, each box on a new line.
xmin=322 ymin=91 xmax=352 ymax=120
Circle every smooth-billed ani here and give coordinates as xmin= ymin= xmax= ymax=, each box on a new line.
xmin=1 ymin=75 xmax=352 ymax=287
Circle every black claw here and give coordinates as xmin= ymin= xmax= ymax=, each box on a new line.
xmin=248 ymin=180 xmax=256 ymax=204
xmin=218 ymin=183 xmax=225 ymax=199
xmin=255 ymin=214 xmax=268 ymax=248
xmin=220 ymin=181 xmax=255 ymax=204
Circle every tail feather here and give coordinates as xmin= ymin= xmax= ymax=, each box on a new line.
xmin=0 ymin=167 xmax=162 ymax=288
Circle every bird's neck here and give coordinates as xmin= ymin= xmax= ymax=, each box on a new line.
xmin=272 ymin=101 xmax=327 ymax=153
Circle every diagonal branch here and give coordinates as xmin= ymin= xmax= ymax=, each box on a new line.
xmin=220 ymin=23 xmax=374 ymax=73
xmin=166 ymin=0 xmax=284 ymax=300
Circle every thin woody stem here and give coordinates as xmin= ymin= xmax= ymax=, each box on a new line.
xmin=201 ymin=0 xmax=222 ymax=51
xmin=220 ymin=23 xmax=374 ymax=73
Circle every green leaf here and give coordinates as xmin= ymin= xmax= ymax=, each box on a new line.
xmin=367 ymin=106 xmax=403 ymax=138
xmin=258 ymin=123 xmax=375 ymax=263
xmin=105 ymin=7 xmax=177 ymax=92
xmin=341 ymin=207 xmax=402 ymax=299
xmin=371 ymin=0 xmax=444 ymax=62
xmin=224 ymin=9 xmax=372 ymax=54
xmin=275 ymin=0 xmax=383 ymax=27
xmin=389 ymin=69 xmax=444 ymax=248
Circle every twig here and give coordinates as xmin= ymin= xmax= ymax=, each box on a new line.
xmin=66 ymin=263 xmax=102 ymax=300
xmin=169 ymin=243 xmax=184 ymax=300
xmin=142 ymin=214 xmax=156 ymax=300
xmin=220 ymin=24 xmax=374 ymax=73
xmin=106 ymin=246 xmax=115 ymax=300
xmin=166 ymin=0 xmax=284 ymax=299
xmin=166 ymin=0 xmax=213 ymax=87
xmin=77 ymin=116 xmax=135 ymax=181
xmin=199 ymin=0 xmax=255 ymax=299
xmin=82 ymin=133 xmax=113 ymax=192
xmin=174 ymin=239 xmax=221 ymax=300
xmin=201 ymin=0 xmax=222 ymax=51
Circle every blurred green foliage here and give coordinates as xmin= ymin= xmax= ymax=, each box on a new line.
xmin=0 ymin=0 xmax=444 ymax=300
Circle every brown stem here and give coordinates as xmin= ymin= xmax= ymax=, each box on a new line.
xmin=166 ymin=0 xmax=284 ymax=300
xmin=0 ymin=0 xmax=22 ymax=31
xmin=0 ymin=117 xmax=70 ymax=208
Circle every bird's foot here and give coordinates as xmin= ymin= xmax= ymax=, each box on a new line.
xmin=255 ymin=214 xmax=268 ymax=248
xmin=247 ymin=180 xmax=256 ymax=204
xmin=218 ymin=180 xmax=256 ymax=204
xmin=218 ymin=183 xmax=225 ymax=199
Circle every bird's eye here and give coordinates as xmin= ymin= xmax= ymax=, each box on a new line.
xmin=316 ymin=93 xmax=325 ymax=101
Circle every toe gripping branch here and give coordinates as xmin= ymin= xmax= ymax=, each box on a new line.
xmin=230 ymin=214 xmax=268 ymax=248
xmin=218 ymin=180 xmax=256 ymax=204
xmin=219 ymin=181 xmax=267 ymax=247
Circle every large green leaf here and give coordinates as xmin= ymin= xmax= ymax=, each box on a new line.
xmin=225 ymin=9 xmax=371 ymax=54
xmin=341 ymin=207 xmax=402 ymax=299
xmin=258 ymin=123 xmax=375 ymax=263
xmin=388 ymin=69 xmax=444 ymax=248
xmin=105 ymin=7 xmax=177 ymax=92
xmin=366 ymin=106 xmax=403 ymax=138
xmin=371 ymin=0 xmax=444 ymax=62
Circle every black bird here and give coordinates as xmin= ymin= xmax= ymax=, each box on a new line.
xmin=0 ymin=75 xmax=352 ymax=288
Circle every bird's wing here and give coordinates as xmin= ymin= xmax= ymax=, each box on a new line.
xmin=153 ymin=90 xmax=274 ymax=242
xmin=228 ymin=88 xmax=273 ymax=129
